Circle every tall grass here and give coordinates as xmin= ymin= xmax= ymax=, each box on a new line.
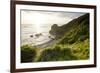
xmin=37 ymin=45 xmax=78 ymax=62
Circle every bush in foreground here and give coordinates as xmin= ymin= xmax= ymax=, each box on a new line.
xmin=21 ymin=45 xmax=36 ymax=63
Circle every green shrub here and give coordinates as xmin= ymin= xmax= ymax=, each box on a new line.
xmin=37 ymin=45 xmax=77 ymax=61
xmin=61 ymin=48 xmax=78 ymax=60
xmin=21 ymin=45 xmax=36 ymax=63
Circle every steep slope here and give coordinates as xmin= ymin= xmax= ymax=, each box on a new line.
xmin=58 ymin=13 xmax=89 ymax=44
xmin=49 ymin=13 xmax=89 ymax=43
xmin=37 ymin=13 xmax=90 ymax=61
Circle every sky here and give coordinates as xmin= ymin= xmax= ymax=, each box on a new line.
xmin=21 ymin=10 xmax=86 ymax=34
xmin=21 ymin=10 xmax=85 ymax=25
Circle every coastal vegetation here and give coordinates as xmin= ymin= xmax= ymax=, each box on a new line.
xmin=21 ymin=13 xmax=90 ymax=63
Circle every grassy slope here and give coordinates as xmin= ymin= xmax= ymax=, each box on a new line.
xmin=57 ymin=13 xmax=90 ymax=60
xmin=21 ymin=13 xmax=90 ymax=62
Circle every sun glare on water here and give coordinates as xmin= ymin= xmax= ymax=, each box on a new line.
xmin=22 ymin=11 xmax=48 ymax=34
xmin=33 ymin=13 xmax=47 ymax=33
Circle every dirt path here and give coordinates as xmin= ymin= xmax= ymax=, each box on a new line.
xmin=33 ymin=39 xmax=57 ymax=62
xmin=34 ymin=49 xmax=44 ymax=62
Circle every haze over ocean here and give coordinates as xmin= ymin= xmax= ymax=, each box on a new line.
xmin=21 ymin=10 xmax=85 ymax=46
